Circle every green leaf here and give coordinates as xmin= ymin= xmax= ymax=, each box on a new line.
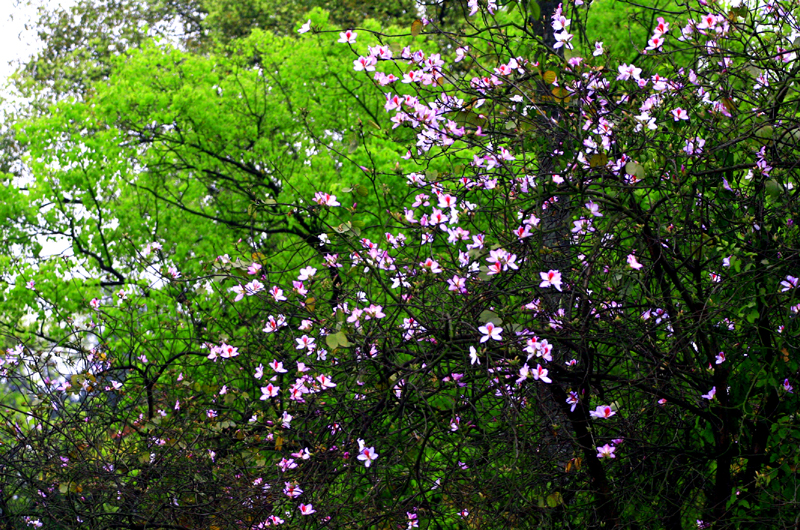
xmin=479 ymin=309 xmax=502 ymax=326
xmin=542 ymin=70 xmax=557 ymax=85
xmin=755 ymin=125 xmax=773 ymax=139
xmin=334 ymin=331 xmax=351 ymax=347
xmin=325 ymin=333 xmax=340 ymax=349
xmin=625 ymin=161 xmax=646 ymax=179
xmin=546 ymin=492 xmax=563 ymax=507
xmin=765 ymin=179 xmax=781 ymax=199
xmin=347 ymin=133 xmax=359 ymax=154
xmin=529 ymin=1 xmax=541 ymax=21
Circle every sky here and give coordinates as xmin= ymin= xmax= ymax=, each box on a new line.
xmin=0 ymin=0 xmax=76 ymax=85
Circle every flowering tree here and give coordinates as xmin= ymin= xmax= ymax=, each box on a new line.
xmin=2 ymin=0 xmax=800 ymax=528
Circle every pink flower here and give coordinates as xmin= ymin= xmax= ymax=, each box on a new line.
xmin=617 ymin=63 xmax=642 ymax=81
xmin=316 ymin=374 xmax=336 ymax=389
xmin=448 ymin=275 xmax=467 ymax=293
xmin=295 ymin=335 xmax=316 ymax=351
xmin=701 ymin=387 xmax=716 ymax=400
xmin=671 ymin=108 xmax=689 ymax=121
xmin=646 ymin=36 xmax=665 ymax=51
xmin=514 ymin=224 xmax=533 ymax=239
xmin=298 ymin=20 xmax=311 ymax=33
xmin=219 ymin=343 xmax=239 ymax=359
xmin=596 ymin=444 xmax=616 ymax=459
xmin=531 ymin=364 xmax=552 ymax=384
xmin=260 ymin=383 xmax=280 ymax=399
xmin=270 ymin=285 xmax=287 ymax=301
xmin=278 ymin=458 xmax=297 ymax=472
xmin=357 ymin=444 xmax=379 ymax=467
xmin=590 ymin=405 xmax=616 ymax=419
xmin=263 ymin=314 xmax=287 ymax=333
xmin=653 ymin=17 xmax=669 ymax=36
xmin=566 ymin=391 xmax=579 ymax=412
xmin=230 ymin=285 xmax=245 ymax=302
xmin=539 ymin=270 xmax=563 ymax=291
xmin=338 ymin=30 xmax=357 ymax=44
xmin=696 ymin=13 xmax=718 ymax=31
xmin=554 ymin=30 xmax=574 ymax=50
xmin=298 ymin=266 xmax=317 ymax=280
xmin=478 ymin=322 xmax=503 ymax=343
xmin=780 ymin=275 xmax=798 ymax=291
xmin=299 ymin=503 xmax=316 ymax=515
xmin=269 ymin=359 xmax=287 ymax=372
xmin=284 ymin=482 xmax=303 ymax=498
xmin=354 ymin=55 xmax=377 ymax=72
xmin=585 ymin=201 xmax=603 ymax=217
xmin=245 ymin=280 xmax=265 ymax=296
xmin=684 ymin=137 xmax=705 ymax=155
xmin=627 ymin=254 xmax=644 ymax=270
xmin=420 ymin=258 xmax=442 ymax=273
xmin=313 ymin=192 xmax=340 ymax=206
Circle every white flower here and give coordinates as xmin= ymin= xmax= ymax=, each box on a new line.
xmin=357 ymin=445 xmax=379 ymax=467
xmin=478 ymin=322 xmax=502 ymax=343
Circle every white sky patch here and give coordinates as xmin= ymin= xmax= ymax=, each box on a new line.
xmin=0 ymin=1 xmax=77 ymax=85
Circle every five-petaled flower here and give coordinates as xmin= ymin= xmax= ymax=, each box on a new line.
xmin=671 ymin=108 xmax=689 ymax=121
xmin=260 ymin=384 xmax=280 ymax=399
xmin=298 ymin=266 xmax=317 ymax=280
xmin=539 ymin=270 xmax=563 ymax=291
xmin=338 ymin=30 xmax=357 ymax=44
xmin=478 ymin=322 xmax=503 ymax=343
xmin=357 ymin=441 xmax=379 ymax=468
xmin=531 ymin=364 xmax=552 ymax=383
xmin=646 ymin=35 xmax=665 ymax=51
xmin=590 ymin=405 xmax=616 ymax=419
xmin=596 ymin=444 xmax=616 ymax=459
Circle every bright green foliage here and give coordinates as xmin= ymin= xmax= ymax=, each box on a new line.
xmin=203 ymin=0 xmax=419 ymax=41
xmin=5 ymin=11 xmax=413 ymax=340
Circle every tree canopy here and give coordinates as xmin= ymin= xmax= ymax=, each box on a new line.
xmin=1 ymin=0 xmax=800 ymax=528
